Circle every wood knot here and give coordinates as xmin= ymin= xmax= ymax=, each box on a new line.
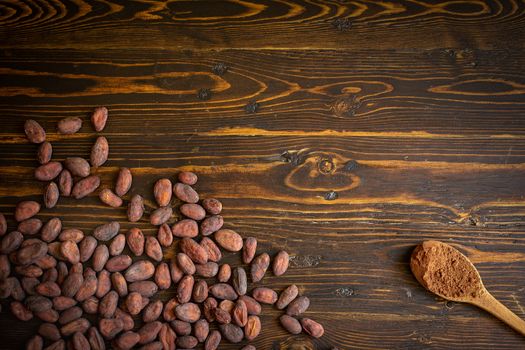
xmin=278 ymin=335 xmax=315 ymax=350
xmin=318 ymin=157 xmax=335 ymax=174
xmin=329 ymin=95 xmax=361 ymax=117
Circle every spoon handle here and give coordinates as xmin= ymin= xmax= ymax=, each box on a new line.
xmin=474 ymin=292 xmax=525 ymax=336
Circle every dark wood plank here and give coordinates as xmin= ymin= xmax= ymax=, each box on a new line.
xmin=0 ymin=0 xmax=524 ymax=50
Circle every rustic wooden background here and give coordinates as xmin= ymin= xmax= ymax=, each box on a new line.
xmin=1 ymin=0 xmax=525 ymax=349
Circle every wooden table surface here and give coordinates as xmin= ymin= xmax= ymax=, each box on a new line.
xmin=1 ymin=0 xmax=525 ymax=349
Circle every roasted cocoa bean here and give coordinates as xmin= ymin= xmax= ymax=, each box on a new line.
xmin=36 ymin=281 xmax=61 ymax=297
xmin=25 ymin=119 xmax=46 ymax=143
xmin=154 ymin=178 xmax=172 ymax=207
xmin=177 ymin=275 xmax=194 ymax=303
xmin=91 ymin=136 xmax=109 ymax=167
xmin=219 ymin=324 xmax=243 ymax=343
xmin=91 ymin=106 xmax=108 ymax=132
xmin=99 ymin=318 xmax=123 ymax=339
xmin=204 ymin=330 xmax=221 ymax=350
xmin=277 ymin=284 xmax=299 ymax=310
xmin=232 ymin=299 xmax=248 ymax=327
xmin=154 ymin=262 xmax=170 ymax=290
xmin=125 ymin=260 xmax=154 ymax=282
xmin=217 ymin=264 xmax=231 ymax=283
xmin=99 ymin=188 xmax=122 ymax=207
xmin=72 ymin=175 xmax=100 ymax=199
xmin=0 ymin=254 xmax=10 ymax=280
xmin=43 ymin=182 xmax=59 ymax=208
xmin=157 ymin=224 xmax=173 ymax=247
xmin=150 ymin=206 xmax=172 ymax=226
xmin=200 ymin=215 xmax=223 ymax=236
xmin=26 ymin=335 xmax=43 ymax=350
xmin=194 ymin=318 xmax=209 ymax=343
xmin=115 ymin=308 xmax=134 ymax=331
xmin=127 ymin=195 xmax=144 ymax=222
xmin=196 ymin=262 xmax=218 ymax=278
xmin=173 ymin=183 xmax=199 ymax=203
xmin=203 ymin=297 xmax=217 ymax=322
xmin=126 ymin=291 xmax=143 ymax=315
xmin=99 ymin=290 xmax=118 ymax=318
xmin=176 ymin=335 xmax=198 ymax=349
xmin=26 ymin=295 xmax=52 ymax=312
xmin=115 ymin=331 xmax=140 ymax=349
xmin=169 ymin=258 xmax=184 ymax=283
xmin=72 ymin=332 xmax=90 ymax=350
xmin=251 ymin=253 xmax=270 ymax=283
xmin=59 ymin=228 xmax=84 ymax=243
xmin=219 ymin=300 xmax=235 ymax=314
xmin=115 ymin=167 xmax=132 ymax=197
xmin=252 ymin=287 xmax=277 ymax=304
xmin=158 ymin=323 xmax=176 ymax=349
xmin=58 ymin=116 xmax=82 ymax=134
xmin=244 ymin=315 xmax=261 ymax=341
xmin=125 ymin=228 xmax=144 ymax=257
xmin=60 ymin=317 xmax=90 ymax=336
xmin=18 ymin=218 xmax=43 ymax=235
xmin=58 ymin=306 xmax=83 ymax=325
xmin=202 ymin=198 xmax=222 ymax=215
xmin=93 ymin=221 xmax=120 ymax=241
xmin=200 ymin=237 xmax=222 ymax=262
xmin=44 ymin=340 xmax=65 ymax=350
xmin=162 ymin=298 xmax=179 ymax=322
xmin=128 ymin=281 xmax=158 ymax=297
xmin=53 ymin=296 xmax=77 ymax=311
xmin=87 ymin=327 xmax=105 ymax=350
xmin=280 ymin=314 xmax=301 ymax=334
xmin=209 ymin=283 xmax=237 ymax=301
xmin=0 ymin=214 xmax=6 ymax=236
xmin=11 ymin=300 xmax=33 ymax=321
xmin=232 ymin=267 xmax=247 ymax=296
xmin=175 ymin=302 xmax=201 ymax=323
xmin=0 ymin=230 xmax=23 ymax=254
xmin=106 ymin=255 xmax=132 ymax=272
xmin=192 ymin=279 xmax=208 ymax=303
xmin=58 ymin=169 xmax=73 ymax=196
xmin=41 ymin=267 xmax=58 ymax=283
xmin=64 ymin=157 xmax=90 ymax=177
xmin=79 ymin=236 xmax=97 ymax=262
xmin=15 ymin=264 xmax=43 ymax=278
xmin=138 ymin=341 xmax=162 ymax=350
xmin=35 ymin=254 xmax=57 ymax=269
xmin=38 ymin=322 xmax=61 ymax=341
xmin=171 ymin=320 xmax=191 ymax=335
xmin=171 ymin=219 xmax=198 ymax=238
xmin=56 ymin=261 xmax=68 ymax=285
xmin=36 ymin=308 xmax=58 ymax=322
xmin=18 ymin=240 xmax=48 ymax=265
xmin=111 ymin=272 xmax=128 ymax=297
xmin=178 ymin=171 xmax=197 ymax=185
xmin=214 ymin=229 xmax=243 ymax=252
xmin=37 ymin=141 xmax=52 ymax=164
xmin=273 ymin=250 xmax=289 ymax=276
xmin=35 ymin=162 xmax=62 ymax=182
xmin=92 ymin=245 xmax=109 ymax=272
xmin=10 ymin=277 xmax=25 ymax=300
xmin=61 ymin=240 xmax=80 ymax=264
xmin=180 ymin=203 xmax=206 ymax=220
xmin=300 ymin=318 xmax=324 ymax=338
xmin=75 ymin=272 xmax=97 ymax=301
xmin=179 ymin=237 xmax=208 ymax=264
xmin=286 ymin=295 xmax=310 ymax=316
xmin=15 ymin=200 xmax=40 ymax=222
xmin=145 ymin=236 xmax=162 ymax=262
xmin=142 ymin=300 xmax=163 ymax=323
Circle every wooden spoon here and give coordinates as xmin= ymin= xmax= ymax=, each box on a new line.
xmin=410 ymin=240 xmax=525 ymax=336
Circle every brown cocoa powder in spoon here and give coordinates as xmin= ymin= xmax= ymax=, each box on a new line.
xmin=410 ymin=240 xmax=482 ymax=299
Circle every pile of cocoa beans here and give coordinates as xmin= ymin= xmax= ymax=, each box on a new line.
xmin=0 ymin=108 xmax=325 ymax=349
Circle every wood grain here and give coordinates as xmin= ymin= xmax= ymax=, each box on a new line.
xmin=1 ymin=0 xmax=525 ymax=349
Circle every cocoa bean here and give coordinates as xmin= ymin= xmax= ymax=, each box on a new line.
xmin=26 ymin=295 xmax=52 ymax=312
xmin=35 ymin=162 xmax=62 ymax=181
xmin=173 ymin=183 xmax=199 ymax=203
xmin=129 ymin=281 xmax=158 ymax=297
xmin=87 ymin=327 xmax=105 ymax=350
xmin=126 ymin=291 xmax=143 ymax=315
xmin=127 ymin=194 xmax=144 ymax=222
xmin=15 ymin=264 xmax=43 ymax=278
xmin=176 ymin=336 xmax=198 ymax=349
xmin=198 ymin=238 xmax=220 ymax=264
xmin=142 ymin=300 xmax=163 ymax=323
xmin=61 ymin=240 xmax=80 ymax=264
xmin=115 ymin=308 xmax=134 ymax=331
xmin=214 ymin=308 xmax=230 ymax=325
xmin=37 ymin=141 xmax=52 ymax=165
xmin=109 ymin=234 xmax=126 ymax=255
xmin=219 ymin=324 xmax=243 ymax=343
xmin=18 ymin=240 xmax=48 ymax=265
xmin=242 ymin=345 xmax=256 ymax=350
xmin=36 ymin=281 xmax=61 ymax=297
xmin=10 ymin=277 xmax=25 ymax=300
xmin=150 ymin=206 xmax=172 ymax=226
xmin=177 ymin=275 xmax=194 ymax=303
xmin=277 ymin=284 xmax=299 ymax=310
xmin=58 ymin=116 xmax=82 ymax=134
xmin=25 ymin=119 xmax=46 ymax=143
xmin=138 ymin=341 xmax=162 ymax=350
xmin=124 ymin=260 xmax=155 ymax=282
xmin=35 ymin=254 xmax=57 ymax=269
xmin=99 ymin=318 xmax=123 ymax=339
xmin=300 ymin=318 xmax=324 ymax=338
xmin=115 ymin=167 xmax=132 ymax=197
xmin=11 ymin=300 xmax=33 ymax=321
xmin=79 ymin=236 xmax=98 ymax=262
xmin=157 ymin=224 xmax=173 ymax=247
xmin=99 ymin=188 xmax=122 ymax=207
xmin=252 ymin=287 xmax=277 ymax=304
xmin=58 ymin=306 xmax=83 ymax=325
xmin=111 ymin=272 xmax=128 ymax=297
xmin=26 ymin=335 xmax=44 ymax=350
xmin=18 ymin=218 xmax=43 ymax=235
xmin=204 ymin=330 xmax=221 ymax=350
xmin=192 ymin=279 xmax=208 ymax=303
xmin=53 ymin=296 xmax=77 ymax=311
xmin=179 ymin=237 xmax=208 ymax=264
xmin=64 ymin=157 xmax=90 ymax=177
xmin=209 ymin=283 xmax=237 ymax=301
xmin=232 ymin=299 xmax=248 ymax=327
xmin=145 ymin=236 xmax=162 ymax=262
xmin=286 ymin=295 xmax=310 ymax=316
xmin=91 ymin=136 xmax=109 ymax=167
xmin=175 ymin=302 xmax=201 ymax=323
xmin=115 ymin=331 xmax=140 ymax=349
xmin=196 ymin=262 xmax=218 ymax=278
xmin=71 ymin=263 xmax=83 ymax=274
xmin=72 ymin=175 xmax=100 ymax=199
xmin=251 ymin=253 xmax=270 ymax=283
xmin=36 ymin=309 xmax=59 ymax=323
xmin=171 ymin=320 xmax=191 ymax=335
xmin=56 ymin=261 xmax=68 ymax=285
xmin=273 ymin=250 xmax=289 ymax=276
xmin=72 ymin=332 xmax=90 ymax=350
xmin=15 ymin=200 xmax=41 ymax=222
xmin=217 ymin=264 xmax=231 ymax=283
xmin=61 ymin=318 xmax=90 ymax=336
xmin=169 ymin=258 xmax=184 ymax=283
xmin=154 ymin=262 xmax=171 ymax=290
xmin=92 ymin=245 xmax=109 ymax=272
xmin=280 ymin=314 xmax=301 ymax=334
xmin=214 ymin=229 xmax=243 ymax=252
xmin=93 ymin=221 xmax=120 ymax=241
xmin=59 ymin=228 xmax=84 ymax=242
xmin=171 ymin=219 xmax=198 ymax=238
xmin=106 ymin=255 xmax=132 ymax=272
xmin=232 ymin=267 xmax=247 ymax=296
xmin=0 ymin=213 xmax=6 ymax=236
xmin=126 ymin=228 xmax=144 ymax=256
xmin=200 ymin=215 xmax=223 ymax=236
xmin=38 ymin=322 xmax=61 ymax=341
xmin=43 ymin=340 xmax=65 ymax=350
xmin=91 ymin=106 xmax=108 ymax=132
xmin=158 ymin=323 xmax=176 ymax=350
xmin=99 ymin=290 xmax=118 ymax=318
xmin=0 ymin=230 xmax=23 ymax=254
xmin=178 ymin=171 xmax=198 ymax=185
xmin=0 ymin=254 xmax=10 ymax=280
xmin=219 ymin=300 xmax=234 ymax=314
xmin=58 ymin=169 xmax=73 ymax=196
xmin=43 ymin=182 xmax=59 ymax=208
xmin=75 ymin=272 xmax=97 ymax=301
xmin=194 ymin=318 xmax=209 ymax=343
xmin=203 ymin=297 xmax=217 ymax=322
xmin=202 ymin=198 xmax=222 ymax=215
xmin=154 ymin=178 xmax=172 ymax=207
xmin=162 ymin=298 xmax=179 ymax=322
xmin=82 ymin=296 xmax=99 ymax=314
xmin=180 ymin=203 xmax=206 ymax=220
xmin=47 ymin=241 xmax=64 ymax=260
xmin=244 ymin=315 xmax=261 ymax=341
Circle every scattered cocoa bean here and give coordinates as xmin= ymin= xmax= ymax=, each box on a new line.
xmin=273 ymin=250 xmax=289 ymax=276
xmin=244 ymin=315 xmax=261 ymax=341
xmin=203 ymin=297 xmax=217 ymax=322
xmin=111 ymin=272 xmax=128 ymax=297
xmin=154 ymin=262 xmax=171 ymax=290
xmin=287 ymin=295 xmax=310 ymax=316
xmin=232 ymin=266 xmax=247 ymax=296
xmin=11 ymin=300 xmax=33 ymax=321
xmin=36 ymin=281 xmax=61 ymax=297
xmin=91 ymin=106 xmax=108 ymax=132
xmin=18 ymin=240 xmax=48 ymax=265
xmin=214 ymin=229 xmax=243 ymax=252
xmin=150 ymin=206 xmax=172 ymax=226
xmin=126 ymin=291 xmax=143 ymax=315
xmin=92 ymin=245 xmax=109 ymax=272
xmin=138 ymin=321 xmax=162 ymax=344
xmin=126 ymin=227 xmax=144 ymax=256
xmin=60 ymin=240 xmax=80 ymax=264
xmin=60 ymin=317 xmax=90 ymax=336
xmin=142 ymin=300 xmax=163 ymax=323
xmin=252 ymin=287 xmax=277 ymax=304
xmin=59 ymin=228 xmax=84 ymax=242
xmin=177 ymin=275 xmax=194 ymax=304
xmin=58 ymin=306 xmax=83 ymax=325
xmin=43 ymin=339 xmax=65 ymax=350
xmin=157 ymin=223 xmax=173 ymax=247
xmin=53 ymin=296 xmax=77 ymax=311
xmin=15 ymin=264 xmax=43 ymax=278
xmin=26 ymin=335 xmax=43 ymax=350
xmin=62 ymin=272 xmax=83 ymax=297
xmin=219 ymin=300 xmax=234 ymax=314
xmin=85 ymin=296 xmax=101 ymax=314
xmin=171 ymin=219 xmax=198 ymax=238
xmin=115 ymin=167 xmax=132 ymax=197
xmin=58 ymin=116 xmax=82 ymax=134
xmin=99 ymin=317 xmax=123 ymax=339
xmin=277 ymin=284 xmax=298 ymax=310
xmin=162 ymin=298 xmax=179 ymax=322
xmin=232 ymin=299 xmax=248 ymax=327
xmin=154 ymin=178 xmax=172 ymax=207
xmin=99 ymin=188 xmax=122 ymax=207
xmin=217 ymin=264 xmax=231 ymax=283
xmin=72 ymin=175 xmax=100 ymax=199
xmin=180 ymin=203 xmax=206 ymax=220
xmin=158 ymin=323 xmax=176 ymax=349
xmin=0 ymin=254 xmax=10 ymax=280
xmin=115 ymin=308 xmax=134 ymax=331
xmin=126 ymin=194 xmax=144 ymax=222
xmin=300 ymin=318 xmax=324 ymax=338
xmin=173 ymin=182 xmax=199 ymax=203
xmin=280 ymin=314 xmax=301 ymax=334
xmin=124 ymin=260 xmax=155 ymax=282
xmin=93 ymin=221 xmax=120 ymax=241
xmin=37 ymin=141 xmax=52 ymax=165
xmin=128 ymin=281 xmax=158 ymax=297
xmin=25 ymin=119 xmax=46 ymax=143
xmin=192 ymin=279 xmax=208 ymax=303
xmin=91 ymin=136 xmax=109 ymax=167
xmin=171 ymin=319 xmax=191 ymax=335
xmin=106 ymin=255 xmax=132 ymax=272
xmin=38 ymin=322 xmax=61 ymax=341
xmin=145 ymin=236 xmax=163 ymax=261
xmin=200 ymin=215 xmax=223 ymax=236
xmin=177 ymin=335 xmax=198 ymax=349
xmin=79 ymin=236 xmax=97 ymax=262
xmin=251 ymin=253 xmax=270 ymax=282
xmin=179 ymin=237 xmax=208 ymax=264
xmin=219 ymin=323 xmax=243 ymax=343
xmin=72 ymin=332 xmax=91 ymax=350
xmin=64 ymin=157 xmax=90 ymax=177
xmin=75 ymin=270 xmax=97 ymax=301
xmin=204 ymin=330 xmax=221 ymax=350
xmin=175 ymin=302 xmax=201 ymax=323
xmin=178 ymin=171 xmax=197 ymax=185
xmin=18 ymin=218 xmax=43 ymax=235
xmin=35 ymin=162 xmax=63 ymax=182
xmin=196 ymin=261 xmax=218 ymax=278
xmin=209 ymin=283 xmax=237 ymax=301
xmin=15 ymin=200 xmax=40 ymax=222
xmin=202 ymin=198 xmax=222 ymax=215
xmin=87 ymin=327 xmax=105 ymax=350
xmin=58 ymin=169 xmax=73 ymax=196
xmin=194 ymin=318 xmax=209 ymax=342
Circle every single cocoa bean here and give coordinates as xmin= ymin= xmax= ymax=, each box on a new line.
xmin=91 ymin=136 xmax=109 ymax=167
xmin=241 ymin=345 xmax=256 ymax=350
xmin=79 ymin=236 xmax=97 ymax=262
xmin=203 ymin=297 xmax=218 ymax=322
xmin=162 ymin=298 xmax=179 ymax=322
xmin=10 ymin=277 xmax=25 ymax=300
xmin=127 ymin=194 xmax=144 ymax=222
xmin=125 ymin=260 xmax=155 ymax=282
xmin=200 ymin=215 xmax=223 ymax=236
xmin=179 ymin=237 xmax=208 ymax=264
xmin=180 ymin=203 xmax=206 ymax=220
xmin=156 ymin=224 xmax=173 ymax=248
xmin=145 ymin=236 xmax=162 ymax=262
xmin=0 ymin=254 xmax=10 ymax=280
xmin=251 ymin=253 xmax=269 ymax=282
xmin=43 ymin=182 xmax=59 ymax=208
xmin=158 ymin=323 xmax=176 ymax=349
xmin=35 ymin=254 xmax=57 ymax=269
xmin=138 ymin=341 xmax=162 ymax=350
xmin=58 ymin=306 xmax=83 ymax=325
xmin=61 ymin=240 xmax=80 ymax=264
xmin=35 ymin=162 xmax=62 ymax=181
xmin=93 ymin=221 xmax=120 ymax=241
xmin=252 ymin=287 xmax=277 ymax=304
xmin=287 ymin=295 xmax=310 ymax=316
xmin=15 ymin=264 xmax=43 ymax=278
xmin=87 ymin=327 xmax=105 ymax=350
xmin=25 ymin=119 xmax=46 ymax=143
xmin=0 ymin=213 xmax=6 ymax=236
xmin=47 ymin=241 xmax=64 ymax=260
xmin=124 ymin=228 xmax=143 ymax=258
xmin=219 ymin=300 xmax=235 ymax=314
xmin=173 ymin=183 xmax=199 ymax=203
xmin=154 ymin=262 xmax=170 ymax=290
xmin=202 ymin=198 xmax=222 ymax=215
xmin=11 ymin=300 xmax=33 ymax=321
xmin=92 ymin=245 xmax=109 ymax=272
xmin=40 ymin=270 xmax=57 ymax=284
xmin=171 ymin=219 xmax=198 ymax=238
xmin=36 ymin=281 xmax=61 ymax=297
xmin=56 ymin=261 xmax=68 ymax=285
xmin=26 ymin=295 xmax=52 ymax=312
xmin=199 ymin=238 xmax=221 ymax=263
xmin=91 ymin=106 xmax=108 ymax=132
xmin=59 ymin=228 xmax=84 ymax=242
xmin=115 ymin=308 xmax=134 ymax=331
xmin=106 ymin=255 xmax=132 ymax=272
xmin=99 ymin=188 xmax=122 ymax=207
xmin=177 ymin=275 xmax=194 ymax=303
xmin=70 ymin=262 xmax=83 ymax=274
xmin=126 ymin=291 xmax=143 ymax=315
xmin=244 ymin=315 xmax=261 ymax=341
xmin=196 ymin=262 xmax=218 ymax=278
xmin=72 ymin=175 xmax=100 ymax=199
xmin=64 ymin=157 xmax=90 ymax=177
xmin=232 ymin=267 xmax=247 ymax=296
xmin=176 ymin=335 xmax=198 ymax=349
xmin=53 ymin=296 xmax=77 ymax=311
xmin=204 ymin=330 xmax=221 ymax=350
xmin=273 ymin=250 xmax=289 ymax=276
xmin=169 ymin=258 xmax=184 ymax=283
xmin=217 ymin=264 xmax=231 ymax=283
xmin=99 ymin=318 xmax=123 ymax=339
xmin=175 ymin=302 xmax=201 ymax=323
xmin=58 ymin=116 xmax=82 ymax=134
xmin=26 ymin=335 xmax=43 ymax=350
xmin=154 ymin=178 xmax=172 ymax=207
xmin=178 ymin=171 xmax=198 ymax=185
xmin=219 ymin=324 xmax=243 ymax=343
xmin=171 ymin=319 xmax=191 ymax=335
xmin=277 ymin=284 xmax=299 ymax=310
xmin=75 ymin=272 xmax=97 ymax=301
xmin=72 ymin=332 xmax=91 ymax=350
xmin=0 ymin=230 xmax=23 ymax=254
xmin=18 ymin=240 xmax=48 ymax=265
xmin=209 ymin=283 xmax=237 ymax=301
xmin=18 ymin=218 xmax=43 ymax=235
xmin=214 ymin=229 xmax=243 ymax=252
xmin=192 ymin=279 xmax=208 ymax=303
xmin=61 ymin=318 xmax=90 ymax=336
xmin=142 ymin=300 xmax=163 ymax=323
xmin=15 ymin=200 xmax=40 ymax=222
xmin=99 ymin=290 xmax=118 ymax=318
xmin=36 ymin=309 xmax=59 ymax=323
xmin=280 ymin=314 xmax=303 ymax=334
xmin=111 ymin=272 xmax=128 ymax=297
xmin=150 ymin=206 xmax=172 ymax=226
xmin=58 ymin=169 xmax=73 ymax=196
xmin=37 ymin=141 xmax=52 ymax=164
xmin=115 ymin=331 xmax=140 ymax=349
xmin=115 ymin=167 xmax=132 ymax=197
xmin=300 ymin=318 xmax=324 ymax=338
xmin=194 ymin=318 xmax=209 ymax=342
xmin=38 ymin=322 xmax=61 ymax=341
xmin=128 ymin=281 xmax=158 ymax=297
xmin=232 ymin=299 xmax=248 ymax=327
